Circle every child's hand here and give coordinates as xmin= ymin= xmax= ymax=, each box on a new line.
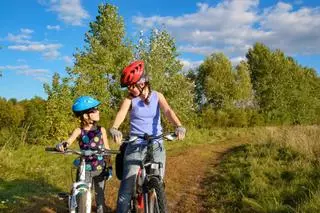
xmin=55 ymin=141 xmax=68 ymax=152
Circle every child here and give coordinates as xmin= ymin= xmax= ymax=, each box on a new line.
xmin=56 ymin=96 xmax=111 ymax=213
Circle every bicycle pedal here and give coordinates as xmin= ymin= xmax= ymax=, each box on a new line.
xmin=57 ymin=192 xmax=69 ymax=200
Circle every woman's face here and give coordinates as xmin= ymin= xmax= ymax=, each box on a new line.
xmin=128 ymin=82 xmax=145 ymax=97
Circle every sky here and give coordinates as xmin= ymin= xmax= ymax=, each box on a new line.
xmin=0 ymin=0 xmax=319 ymax=100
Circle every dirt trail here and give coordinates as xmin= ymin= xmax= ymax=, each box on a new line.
xmin=32 ymin=140 xmax=245 ymax=213
xmin=165 ymin=140 xmax=245 ymax=213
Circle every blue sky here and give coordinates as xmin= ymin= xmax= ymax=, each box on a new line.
xmin=0 ymin=0 xmax=319 ymax=100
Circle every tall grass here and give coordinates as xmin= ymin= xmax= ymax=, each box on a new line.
xmin=0 ymin=144 xmax=75 ymax=210
xmin=0 ymin=127 xmax=248 ymax=211
xmin=206 ymin=125 xmax=320 ymax=213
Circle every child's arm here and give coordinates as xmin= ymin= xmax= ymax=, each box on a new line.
xmin=101 ymin=127 xmax=110 ymax=150
xmin=56 ymin=128 xmax=81 ymax=151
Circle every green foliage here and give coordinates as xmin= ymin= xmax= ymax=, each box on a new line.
xmin=136 ymin=29 xmax=195 ymax=126
xmin=19 ymin=97 xmax=49 ymax=145
xmin=234 ymin=61 xmax=254 ymax=107
xmin=69 ymin=3 xmax=133 ymax=112
xmin=197 ymin=53 xmax=235 ymax=109
xmin=246 ymin=43 xmax=320 ymax=125
xmin=0 ymin=98 xmax=24 ymax=128
xmin=44 ymin=73 xmax=76 ymax=142
xmin=43 ymin=3 xmax=133 ymax=140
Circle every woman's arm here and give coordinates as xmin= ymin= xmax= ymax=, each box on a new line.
xmin=157 ymin=92 xmax=182 ymax=127
xmin=112 ymin=97 xmax=132 ymax=129
xmin=110 ymin=97 xmax=132 ymax=144
xmin=158 ymin=92 xmax=186 ymax=139
xmin=101 ymin=127 xmax=110 ymax=150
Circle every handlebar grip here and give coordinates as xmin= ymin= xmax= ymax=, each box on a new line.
xmin=45 ymin=147 xmax=58 ymax=152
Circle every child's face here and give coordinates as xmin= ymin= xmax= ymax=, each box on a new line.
xmin=87 ymin=108 xmax=100 ymax=121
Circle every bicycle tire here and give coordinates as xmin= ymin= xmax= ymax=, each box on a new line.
xmin=76 ymin=191 xmax=90 ymax=213
xmin=148 ymin=177 xmax=167 ymax=213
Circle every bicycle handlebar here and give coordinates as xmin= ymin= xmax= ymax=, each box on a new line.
xmin=122 ymin=132 xmax=177 ymax=144
xmin=45 ymin=147 xmax=120 ymax=156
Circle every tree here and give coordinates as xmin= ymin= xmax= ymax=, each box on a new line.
xmin=0 ymin=98 xmax=24 ymax=128
xmin=20 ymin=96 xmax=48 ymax=144
xmin=234 ymin=61 xmax=253 ymax=105
xmin=68 ymin=3 xmax=133 ymax=117
xmin=136 ymin=29 xmax=195 ymax=125
xmin=246 ymin=42 xmax=320 ymax=124
xmin=196 ymin=53 xmax=235 ymax=110
xmin=44 ymin=73 xmax=76 ymax=141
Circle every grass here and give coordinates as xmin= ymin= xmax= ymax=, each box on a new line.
xmin=1 ymin=126 xmax=319 ymax=212
xmin=0 ymin=127 xmax=242 ymax=211
xmin=205 ymin=125 xmax=320 ymax=213
xmin=0 ymin=145 xmax=75 ymax=211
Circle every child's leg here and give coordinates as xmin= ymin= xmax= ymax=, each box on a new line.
xmin=92 ymin=170 xmax=106 ymax=211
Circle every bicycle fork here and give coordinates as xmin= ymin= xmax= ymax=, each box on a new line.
xmin=136 ymin=164 xmax=164 ymax=213
xmin=69 ymin=159 xmax=92 ymax=213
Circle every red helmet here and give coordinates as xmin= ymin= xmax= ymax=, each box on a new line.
xmin=120 ymin=60 xmax=144 ymax=87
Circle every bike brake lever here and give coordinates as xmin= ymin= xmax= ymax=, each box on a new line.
xmin=164 ymin=133 xmax=177 ymax=141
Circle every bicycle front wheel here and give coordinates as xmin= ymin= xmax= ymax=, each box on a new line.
xmin=148 ymin=177 xmax=167 ymax=213
xmin=76 ymin=191 xmax=91 ymax=213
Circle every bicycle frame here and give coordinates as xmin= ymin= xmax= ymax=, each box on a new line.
xmin=45 ymin=147 xmax=119 ymax=213
xmin=124 ymin=133 xmax=176 ymax=213
xmin=69 ymin=155 xmax=92 ymax=213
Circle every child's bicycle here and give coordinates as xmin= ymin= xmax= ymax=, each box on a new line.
xmin=121 ymin=133 xmax=177 ymax=213
xmin=45 ymin=145 xmax=120 ymax=213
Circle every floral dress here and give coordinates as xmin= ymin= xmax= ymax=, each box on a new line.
xmin=78 ymin=126 xmax=105 ymax=171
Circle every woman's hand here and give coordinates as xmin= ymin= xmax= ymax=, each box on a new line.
xmin=109 ymin=127 xmax=123 ymax=144
xmin=175 ymin=126 xmax=186 ymax=140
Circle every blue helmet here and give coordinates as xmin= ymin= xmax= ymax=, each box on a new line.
xmin=72 ymin=96 xmax=100 ymax=113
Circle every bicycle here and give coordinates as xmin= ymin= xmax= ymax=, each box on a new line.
xmin=45 ymin=145 xmax=120 ymax=213
xmin=119 ymin=133 xmax=177 ymax=213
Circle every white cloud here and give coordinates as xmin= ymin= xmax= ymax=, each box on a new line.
xmin=230 ymin=56 xmax=246 ymax=66
xmin=7 ymin=28 xmax=33 ymax=43
xmin=20 ymin=28 xmax=34 ymax=34
xmin=7 ymin=32 xmax=63 ymax=60
xmin=40 ymin=0 xmax=89 ymax=26
xmin=47 ymin=25 xmax=61 ymax=30
xmin=8 ymin=43 xmax=62 ymax=52
xmin=63 ymin=55 xmax=73 ymax=65
xmin=0 ymin=65 xmax=50 ymax=82
xmin=133 ymin=0 xmax=320 ymax=58
xmin=180 ymin=59 xmax=203 ymax=73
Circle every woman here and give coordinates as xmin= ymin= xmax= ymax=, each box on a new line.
xmin=109 ymin=60 xmax=186 ymax=212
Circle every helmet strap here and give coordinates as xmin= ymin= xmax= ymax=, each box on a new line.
xmin=138 ymin=83 xmax=151 ymax=105
xmin=136 ymin=84 xmax=144 ymax=96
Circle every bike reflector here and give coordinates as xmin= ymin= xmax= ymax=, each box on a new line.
xmin=137 ymin=194 xmax=144 ymax=209
xmin=151 ymin=163 xmax=159 ymax=169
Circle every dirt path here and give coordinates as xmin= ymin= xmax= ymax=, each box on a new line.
xmin=165 ymin=140 xmax=245 ymax=213
xmin=33 ymin=140 xmax=245 ymax=213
